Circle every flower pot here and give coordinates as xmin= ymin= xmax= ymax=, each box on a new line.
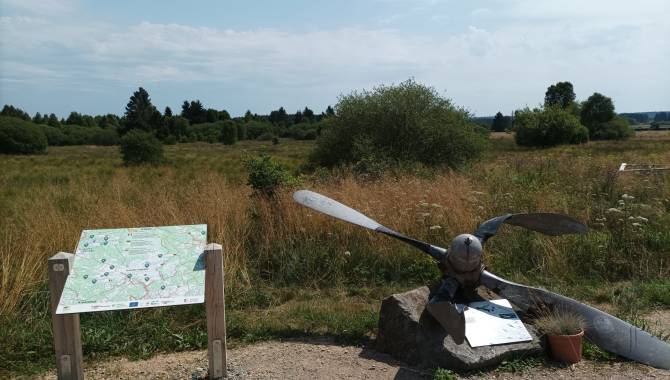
xmin=547 ymin=330 xmax=584 ymax=364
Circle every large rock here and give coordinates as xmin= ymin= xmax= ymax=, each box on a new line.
xmin=376 ymin=286 xmax=543 ymax=370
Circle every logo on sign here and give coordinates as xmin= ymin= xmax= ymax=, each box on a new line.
xmin=129 ymin=301 xmax=139 ymax=307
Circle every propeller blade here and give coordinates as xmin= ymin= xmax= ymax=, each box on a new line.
xmin=474 ymin=213 xmax=587 ymax=244
xmin=293 ymin=190 xmax=446 ymax=260
xmin=480 ymin=270 xmax=670 ymax=369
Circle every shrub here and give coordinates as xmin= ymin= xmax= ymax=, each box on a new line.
xmin=534 ymin=308 xmax=586 ymax=336
xmin=40 ymin=125 xmax=69 ymax=146
xmin=590 ymin=116 xmax=633 ymax=140
xmin=220 ymin=120 xmax=237 ymax=145
xmin=310 ymin=79 xmax=487 ymax=168
xmin=244 ymin=154 xmax=296 ymax=196
xmin=514 ymin=106 xmax=588 ymax=147
xmin=119 ymin=130 xmax=164 ymax=165
xmin=88 ymin=128 xmax=120 ymax=146
xmin=244 ymin=121 xmax=275 ymax=140
xmin=256 ymin=132 xmax=276 ymax=141
xmin=0 ymin=116 xmax=48 ymax=154
xmin=188 ymin=121 xmax=224 ymax=143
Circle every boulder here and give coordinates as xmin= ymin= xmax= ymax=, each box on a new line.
xmin=376 ymin=286 xmax=543 ymax=370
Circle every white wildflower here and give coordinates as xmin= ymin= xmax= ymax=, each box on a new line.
xmin=344 ymin=250 xmax=351 ymax=256
xmin=632 ymin=222 xmax=642 ymax=227
xmin=606 ymin=208 xmax=622 ymax=213
xmin=621 ymin=194 xmax=635 ymax=200
xmin=628 ymin=216 xmax=635 ymax=220
xmin=636 ymin=216 xmax=648 ymax=222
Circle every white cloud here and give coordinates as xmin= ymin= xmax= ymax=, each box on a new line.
xmin=0 ymin=1 xmax=668 ymax=115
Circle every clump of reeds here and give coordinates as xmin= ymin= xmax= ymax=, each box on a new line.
xmin=534 ymin=308 xmax=586 ymax=336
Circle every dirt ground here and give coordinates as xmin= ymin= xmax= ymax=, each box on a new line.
xmin=36 ymin=336 xmax=670 ymax=380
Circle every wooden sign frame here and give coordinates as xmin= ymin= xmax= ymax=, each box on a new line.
xmin=48 ymin=243 xmax=227 ymax=379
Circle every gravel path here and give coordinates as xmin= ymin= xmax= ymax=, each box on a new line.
xmin=36 ymin=337 xmax=670 ymax=380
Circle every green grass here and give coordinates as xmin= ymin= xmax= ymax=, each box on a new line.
xmin=1 ymin=136 xmax=669 ymax=376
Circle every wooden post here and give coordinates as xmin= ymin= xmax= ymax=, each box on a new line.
xmin=205 ymin=243 xmax=227 ymax=379
xmin=48 ymin=252 xmax=84 ymax=380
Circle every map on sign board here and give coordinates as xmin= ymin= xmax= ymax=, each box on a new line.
xmin=462 ymin=299 xmax=533 ymax=347
xmin=56 ymin=224 xmax=207 ymax=314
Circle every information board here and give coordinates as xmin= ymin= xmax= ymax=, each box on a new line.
xmin=56 ymin=224 xmax=207 ymax=314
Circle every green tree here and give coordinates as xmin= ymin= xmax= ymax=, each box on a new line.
xmin=303 ymin=107 xmax=314 ymax=121
xmin=580 ymin=92 xmax=615 ymax=127
xmin=1 ymin=105 xmax=30 ymax=120
xmin=311 ymin=79 xmax=487 ymax=168
xmin=32 ymin=112 xmax=43 ymax=124
xmin=122 ymin=87 xmax=162 ymax=134
xmin=65 ymin=112 xmax=85 ymax=126
xmin=544 ymin=81 xmax=576 ymax=109
xmin=269 ymin=107 xmax=288 ymax=125
xmin=181 ymin=100 xmax=207 ymax=124
xmin=293 ymin=110 xmax=304 ymax=124
xmin=164 ymin=106 xmax=173 ymax=117
xmin=47 ymin=113 xmax=61 ymax=128
xmin=580 ymin=92 xmax=630 ymax=140
xmin=491 ymin=111 xmax=510 ymax=132
xmin=325 ymin=105 xmax=335 ymax=117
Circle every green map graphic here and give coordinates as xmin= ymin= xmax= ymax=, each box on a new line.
xmin=56 ymin=224 xmax=207 ymax=314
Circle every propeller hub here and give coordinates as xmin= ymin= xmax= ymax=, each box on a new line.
xmin=447 ymin=233 xmax=483 ymax=273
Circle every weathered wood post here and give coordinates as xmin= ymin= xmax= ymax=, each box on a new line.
xmin=205 ymin=243 xmax=227 ymax=379
xmin=48 ymin=252 xmax=84 ymax=380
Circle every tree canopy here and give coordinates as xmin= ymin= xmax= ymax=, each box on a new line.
xmin=544 ymin=81 xmax=576 ymax=109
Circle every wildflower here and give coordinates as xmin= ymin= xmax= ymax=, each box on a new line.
xmin=606 ymin=208 xmax=622 ymax=213
xmin=636 ymin=216 xmax=648 ymax=222
xmin=628 ymin=216 xmax=635 ymax=220
xmin=429 ymin=225 xmax=442 ymax=230
xmin=595 ymin=217 xmax=606 ymax=222
xmin=621 ymin=194 xmax=635 ymax=200
xmin=344 ymin=250 xmax=351 ymax=256
xmin=632 ymin=222 xmax=642 ymax=227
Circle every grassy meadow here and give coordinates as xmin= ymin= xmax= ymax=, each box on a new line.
xmin=1 ymin=135 xmax=669 ymax=376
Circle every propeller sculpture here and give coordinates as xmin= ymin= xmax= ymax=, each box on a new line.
xmin=293 ymin=190 xmax=670 ymax=369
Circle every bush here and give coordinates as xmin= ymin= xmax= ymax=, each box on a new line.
xmin=590 ymin=116 xmax=633 ymax=140
xmin=514 ymin=106 xmax=588 ymax=147
xmin=188 ymin=121 xmax=224 ymax=143
xmin=0 ymin=116 xmax=48 ymax=154
xmin=88 ymin=128 xmax=120 ymax=146
xmin=244 ymin=154 xmax=296 ymax=196
xmin=40 ymin=125 xmax=69 ymax=146
xmin=256 ymin=132 xmax=276 ymax=141
xmin=119 ymin=130 xmax=164 ymax=165
xmin=220 ymin=120 xmax=237 ymax=145
xmin=310 ymin=79 xmax=487 ymax=168
xmin=245 ymin=121 xmax=275 ymax=140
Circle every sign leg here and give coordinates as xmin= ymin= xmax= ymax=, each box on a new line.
xmin=205 ymin=243 xmax=227 ymax=379
xmin=49 ymin=252 xmax=84 ymax=380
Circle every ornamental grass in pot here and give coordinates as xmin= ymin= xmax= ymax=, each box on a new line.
xmin=534 ymin=308 xmax=587 ymax=364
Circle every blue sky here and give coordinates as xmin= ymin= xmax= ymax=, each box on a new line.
xmin=1 ymin=0 xmax=668 ymax=118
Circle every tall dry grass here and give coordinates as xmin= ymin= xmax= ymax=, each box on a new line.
xmin=0 ymin=163 xmax=479 ymax=314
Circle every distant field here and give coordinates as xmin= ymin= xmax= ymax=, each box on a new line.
xmin=1 ymin=137 xmax=669 ymax=375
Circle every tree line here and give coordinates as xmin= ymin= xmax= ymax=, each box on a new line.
xmin=0 ymin=87 xmax=335 ymax=154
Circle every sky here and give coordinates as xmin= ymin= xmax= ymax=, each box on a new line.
xmin=0 ymin=0 xmax=668 ymax=118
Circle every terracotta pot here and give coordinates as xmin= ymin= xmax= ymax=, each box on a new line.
xmin=547 ymin=330 xmax=584 ymax=364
